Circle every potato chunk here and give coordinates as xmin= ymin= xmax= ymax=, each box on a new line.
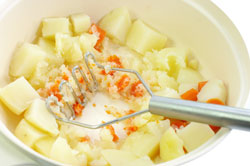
xmin=14 ymin=119 xmax=46 ymax=147
xmin=9 ymin=43 xmax=46 ymax=79
xmin=177 ymin=122 xmax=215 ymax=152
xmin=24 ymin=99 xmax=59 ymax=136
xmin=70 ymin=13 xmax=91 ymax=34
xmin=50 ymin=137 xmax=79 ymax=165
xmin=99 ymin=7 xmax=131 ymax=44
xmin=0 ymin=77 xmax=39 ymax=115
xmin=121 ymin=131 xmax=161 ymax=158
xmin=197 ymin=79 xmax=227 ymax=103
xmin=101 ymin=149 xmax=137 ymax=166
xmin=55 ymin=34 xmax=82 ymax=63
xmin=42 ymin=17 xmax=71 ymax=38
xmin=177 ymin=68 xmax=203 ymax=84
xmin=126 ymin=19 xmax=167 ymax=54
xmin=160 ymin=127 xmax=185 ymax=161
xmin=34 ymin=137 xmax=56 ymax=157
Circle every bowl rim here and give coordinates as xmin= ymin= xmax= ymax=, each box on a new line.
xmin=0 ymin=0 xmax=249 ymax=165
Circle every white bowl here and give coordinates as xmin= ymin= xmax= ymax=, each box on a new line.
xmin=0 ymin=0 xmax=249 ymax=165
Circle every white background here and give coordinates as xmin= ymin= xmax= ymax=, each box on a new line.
xmin=0 ymin=0 xmax=250 ymax=165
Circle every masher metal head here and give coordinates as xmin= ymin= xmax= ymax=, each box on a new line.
xmin=45 ymin=52 xmax=152 ymax=129
xmin=46 ymin=52 xmax=250 ymax=131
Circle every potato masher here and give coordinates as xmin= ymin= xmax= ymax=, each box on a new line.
xmin=46 ymin=52 xmax=250 ymax=131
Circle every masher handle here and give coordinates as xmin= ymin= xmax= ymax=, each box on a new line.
xmin=149 ymin=95 xmax=250 ymax=131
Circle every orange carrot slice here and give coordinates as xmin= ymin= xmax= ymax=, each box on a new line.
xmin=181 ymin=88 xmax=198 ymax=101
xmin=115 ymin=74 xmax=130 ymax=92
xmin=198 ymin=81 xmax=208 ymax=92
xmin=89 ymin=23 xmax=106 ymax=52
xmin=108 ymin=55 xmax=122 ymax=68
xmin=209 ymin=125 xmax=221 ymax=133
xmin=206 ymin=98 xmax=225 ymax=105
xmin=130 ymin=81 xmax=144 ymax=97
xmin=106 ymin=125 xmax=119 ymax=142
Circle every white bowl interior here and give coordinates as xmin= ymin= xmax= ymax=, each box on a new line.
xmin=0 ymin=0 xmax=249 ymax=165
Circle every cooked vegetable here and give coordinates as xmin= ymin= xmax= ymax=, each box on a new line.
xmin=9 ymin=43 xmax=47 ymax=79
xmin=180 ymin=88 xmax=198 ymax=101
xmin=0 ymin=77 xmax=39 ymax=115
xmin=42 ymin=17 xmax=71 ymax=38
xmin=34 ymin=137 xmax=56 ymax=157
xmin=15 ymin=119 xmax=46 ymax=147
xmin=126 ymin=19 xmax=167 ymax=54
xmin=197 ymin=79 xmax=227 ymax=104
xmin=160 ymin=127 xmax=185 ymax=161
xmin=50 ymin=137 xmax=80 ymax=165
xmin=177 ymin=122 xmax=215 ymax=152
xmin=177 ymin=68 xmax=203 ymax=84
xmin=24 ymin=99 xmax=59 ymax=136
xmin=70 ymin=13 xmax=91 ymax=34
xmin=99 ymin=7 xmax=131 ymax=44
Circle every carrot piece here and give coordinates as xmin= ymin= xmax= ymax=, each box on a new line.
xmin=73 ymin=102 xmax=84 ymax=116
xmin=108 ymin=55 xmax=122 ymax=68
xmin=124 ymin=126 xmax=138 ymax=135
xmin=181 ymin=88 xmax=198 ymax=101
xmin=130 ymin=81 xmax=144 ymax=97
xmin=115 ymin=74 xmax=130 ymax=92
xmin=209 ymin=125 xmax=221 ymax=133
xmin=206 ymin=98 xmax=224 ymax=133
xmin=106 ymin=125 xmax=119 ymax=142
xmin=79 ymin=136 xmax=90 ymax=142
xmin=206 ymin=98 xmax=225 ymax=105
xmin=89 ymin=23 xmax=106 ymax=52
xmin=100 ymin=69 xmax=116 ymax=76
xmin=198 ymin=81 xmax=208 ymax=92
xmin=169 ymin=118 xmax=189 ymax=128
xmin=62 ymin=73 xmax=69 ymax=81
xmin=126 ymin=109 xmax=136 ymax=115
xmin=49 ymin=80 xmax=62 ymax=101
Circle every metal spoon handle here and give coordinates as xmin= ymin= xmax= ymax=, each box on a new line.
xmin=149 ymin=95 xmax=250 ymax=131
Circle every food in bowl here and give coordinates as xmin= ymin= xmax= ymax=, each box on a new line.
xmin=0 ymin=7 xmax=227 ymax=166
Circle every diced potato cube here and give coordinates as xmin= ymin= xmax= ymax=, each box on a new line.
xmin=50 ymin=137 xmax=79 ymax=165
xmin=79 ymin=33 xmax=98 ymax=54
xmin=126 ymin=19 xmax=167 ymax=54
xmin=197 ymin=79 xmax=227 ymax=103
xmin=70 ymin=13 xmax=91 ymax=34
xmin=34 ymin=137 xmax=56 ymax=157
xmin=177 ymin=122 xmax=215 ymax=152
xmin=37 ymin=37 xmax=56 ymax=55
xmin=74 ymin=142 xmax=101 ymax=162
xmin=188 ymin=59 xmax=199 ymax=70
xmin=55 ymin=34 xmax=82 ymax=63
xmin=28 ymin=61 xmax=49 ymax=89
xmin=9 ymin=43 xmax=47 ymax=79
xmin=24 ymin=99 xmax=59 ymax=136
xmin=178 ymin=83 xmax=197 ymax=95
xmin=121 ymin=131 xmax=161 ymax=158
xmin=155 ymin=87 xmax=180 ymax=99
xmin=121 ymin=156 xmax=153 ymax=166
xmin=42 ymin=17 xmax=71 ymax=38
xmin=0 ymin=77 xmax=39 ymax=115
xmin=15 ymin=119 xmax=46 ymax=147
xmin=99 ymin=7 xmax=131 ymax=44
xmin=101 ymin=149 xmax=137 ymax=166
xmin=177 ymin=68 xmax=203 ymax=84
xmin=160 ymin=127 xmax=185 ymax=161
